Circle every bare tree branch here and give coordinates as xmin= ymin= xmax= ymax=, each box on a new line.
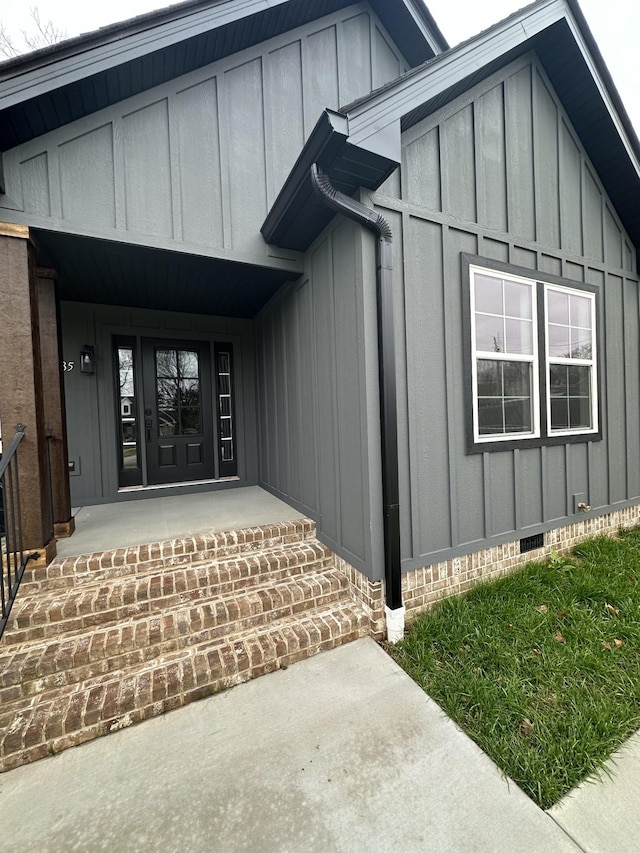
xmin=0 ymin=22 xmax=19 ymax=58
xmin=0 ymin=6 xmax=66 ymax=59
xmin=21 ymin=6 xmax=67 ymax=51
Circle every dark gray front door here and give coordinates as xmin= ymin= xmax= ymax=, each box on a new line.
xmin=141 ymin=339 xmax=215 ymax=485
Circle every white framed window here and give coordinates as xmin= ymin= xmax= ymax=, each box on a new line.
xmin=545 ymin=285 xmax=598 ymax=436
xmin=468 ymin=262 xmax=599 ymax=450
xmin=470 ymin=267 xmax=539 ymax=442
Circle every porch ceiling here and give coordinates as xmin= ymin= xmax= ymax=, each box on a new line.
xmin=34 ymin=230 xmax=293 ymax=318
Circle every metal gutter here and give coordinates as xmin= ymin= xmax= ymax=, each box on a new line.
xmin=344 ymin=0 xmax=569 ymax=146
xmin=261 ymin=108 xmax=401 ymax=250
xmin=261 ymin=110 xmax=349 ymax=246
xmin=310 ymin=163 xmax=404 ymax=641
xmin=0 ymin=0 xmax=444 ymax=110
xmin=320 ymin=0 xmax=640 ymax=250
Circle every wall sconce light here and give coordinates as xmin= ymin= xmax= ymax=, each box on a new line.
xmin=80 ymin=345 xmax=96 ymax=374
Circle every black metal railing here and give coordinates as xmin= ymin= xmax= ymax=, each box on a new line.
xmin=0 ymin=424 xmax=37 ymax=640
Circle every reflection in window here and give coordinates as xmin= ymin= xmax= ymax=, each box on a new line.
xmin=468 ymin=265 xmax=598 ymax=447
xmin=116 ymin=342 xmax=142 ymax=485
xmin=118 ymin=347 xmax=138 ymax=469
xmin=155 ymin=348 xmax=201 ymax=436
xmin=545 ymin=286 xmax=596 ymax=433
xmin=472 ymin=271 xmax=537 ymax=438
xmin=476 ymin=360 xmax=532 ymax=435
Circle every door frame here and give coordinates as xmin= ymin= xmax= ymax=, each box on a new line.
xmin=112 ymin=333 xmax=239 ymax=489
xmin=141 ymin=337 xmax=216 ymax=486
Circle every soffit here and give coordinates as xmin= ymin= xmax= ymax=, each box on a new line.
xmin=261 ymin=109 xmax=399 ymax=250
xmin=263 ymin=0 xmax=640 ymax=252
xmin=0 ymin=0 xmax=445 ymax=152
xmin=36 ymin=230 xmax=293 ymax=318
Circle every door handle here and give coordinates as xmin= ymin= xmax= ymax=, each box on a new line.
xmin=145 ymin=418 xmax=152 ymax=441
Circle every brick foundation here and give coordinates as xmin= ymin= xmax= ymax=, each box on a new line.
xmin=340 ymin=505 xmax=640 ymax=629
xmin=332 ymin=555 xmax=386 ymax=638
xmin=5 ymin=508 xmax=640 ymax=771
xmin=401 ymin=505 xmax=640 ymax=623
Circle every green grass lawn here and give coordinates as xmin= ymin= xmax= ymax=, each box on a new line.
xmin=389 ymin=529 xmax=640 ymax=809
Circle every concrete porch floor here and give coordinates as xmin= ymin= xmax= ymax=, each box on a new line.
xmin=56 ymin=486 xmax=305 ymax=557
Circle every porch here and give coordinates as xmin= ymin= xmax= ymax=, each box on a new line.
xmin=56 ymin=486 xmax=304 ymax=558
xmin=0 ymin=485 xmax=371 ymax=772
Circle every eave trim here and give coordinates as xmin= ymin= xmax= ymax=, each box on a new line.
xmin=261 ymin=108 xmax=401 ymax=249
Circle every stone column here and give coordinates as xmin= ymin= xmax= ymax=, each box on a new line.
xmin=0 ymin=224 xmax=56 ymax=564
xmin=37 ymin=271 xmax=75 ymax=539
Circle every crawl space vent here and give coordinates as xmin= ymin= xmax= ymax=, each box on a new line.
xmin=520 ymin=533 xmax=544 ymax=553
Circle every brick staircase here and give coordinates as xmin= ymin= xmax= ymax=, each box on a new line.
xmin=0 ymin=518 xmax=369 ymax=772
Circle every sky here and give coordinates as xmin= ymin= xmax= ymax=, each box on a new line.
xmin=0 ymin=0 xmax=638 ymax=133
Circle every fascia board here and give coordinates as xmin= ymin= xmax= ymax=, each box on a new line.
xmin=562 ymin=4 xmax=640 ymax=179
xmin=345 ymin=0 xmax=569 ymax=148
xmin=346 ymin=0 xmax=640 ymax=184
xmin=351 ymin=118 xmax=402 ymax=164
xmin=0 ymin=0 xmax=443 ymax=113
xmin=398 ymin=0 xmax=449 ymax=54
xmin=261 ymin=109 xmax=349 ymax=243
xmin=0 ymin=0 xmax=289 ymax=111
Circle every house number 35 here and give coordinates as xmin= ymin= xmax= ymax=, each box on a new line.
xmin=63 ymin=361 xmax=75 ymax=371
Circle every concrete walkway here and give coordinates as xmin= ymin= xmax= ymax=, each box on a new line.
xmin=548 ymin=730 xmax=640 ymax=852
xmin=3 ymin=637 xmax=622 ymax=853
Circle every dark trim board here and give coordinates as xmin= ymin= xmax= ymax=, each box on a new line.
xmin=461 ymin=253 xmax=603 ymax=454
xmin=399 ymin=497 xmax=640 ymax=575
xmin=0 ymin=0 xmax=446 ymax=151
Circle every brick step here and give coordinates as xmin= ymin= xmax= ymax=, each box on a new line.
xmin=15 ymin=535 xmax=329 ymax=603
xmin=0 ymin=601 xmax=369 ymax=772
xmin=5 ymin=543 xmax=333 ymax=645
xmin=20 ymin=518 xmax=316 ymax=591
xmin=0 ymin=568 xmax=350 ymax=701
xmin=19 ymin=536 xmax=331 ymax=596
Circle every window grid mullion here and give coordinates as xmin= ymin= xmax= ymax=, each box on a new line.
xmin=544 ymin=283 xmax=597 ymax=435
xmin=470 ymin=266 xmax=539 ymax=442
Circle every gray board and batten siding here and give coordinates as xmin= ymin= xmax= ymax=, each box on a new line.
xmin=0 ymin=4 xmax=408 ymax=271
xmin=255 ymin=216 xmax=385 ymax=579
xmin=374 ymin=54 xmax=639 ymax=573
xmin=0 ymin=3 xmax=413 ymax=512
xmin=61 ymin=301 xmax=256 ymax=506
xmin=255 ymin=50 xmax=640 ymax=582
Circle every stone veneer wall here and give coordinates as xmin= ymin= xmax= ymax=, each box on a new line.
xmin=339 ymin=505 xmax=640 ymax=633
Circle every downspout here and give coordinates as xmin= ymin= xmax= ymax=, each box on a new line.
xmin=310 ymin=164 xmax=405 ymax=642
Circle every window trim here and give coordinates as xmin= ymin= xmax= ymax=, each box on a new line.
xmin=470 ymin=267 xmax=540 ymax=444
xmin=462 ymin=254 xmax=602 ymax=454
xmin=543 ymin=282 xmax=599 ymax=438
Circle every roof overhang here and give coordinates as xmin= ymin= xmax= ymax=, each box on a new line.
xmin=35 ymin=229 xmax=292 ymax=317
xmin=264 ymin=0 xmax=640 ymax=252
xmin=261 ymin=109 xmax=400 ymax=250
xmin=0 ymin=0 xmax=447 ymax=151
